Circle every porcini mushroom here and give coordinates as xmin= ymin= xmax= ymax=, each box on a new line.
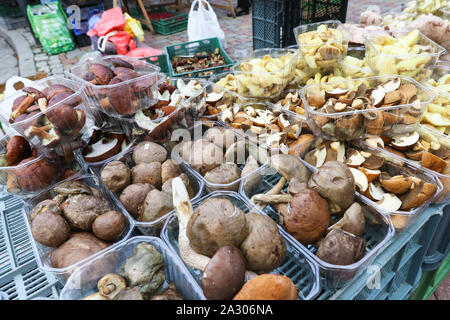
xmin=328 ymin=202 xmax=365 ymax=237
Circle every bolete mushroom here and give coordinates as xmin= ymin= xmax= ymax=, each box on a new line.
xmin=328 ymin=202 xmax=365 ymax=237
xmin=316 ymin=229 xmax=366 ymax=265
xmin=97 ymin=273 xmax=127 ymax=299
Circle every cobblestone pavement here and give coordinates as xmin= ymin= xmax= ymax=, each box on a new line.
xmin=0 ymin=36 xmax=18 ymax=84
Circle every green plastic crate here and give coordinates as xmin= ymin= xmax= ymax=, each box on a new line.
xmin=130 ymin=7 xmax=188 ymax=35
xmin=0 ymin=2 xmax=22 ymax=18
xmin=165 ymin=37 xmax=235 ymax=79
xmin=409 ymin=254 xmax=450 ymax=300
xmin=141 ymin=54 xmax=170 ymax=76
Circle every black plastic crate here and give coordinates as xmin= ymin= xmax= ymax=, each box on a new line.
xmin=423 ymin=204 xmax=450 ymax=271
xmin=252 ymin=0 xmax=348 ymax=49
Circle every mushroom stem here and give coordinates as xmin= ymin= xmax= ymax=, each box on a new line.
xmin=10 ymin=95 xmax=34 ymax=121
xmin=172 ymin=177 xmax=211 ymax=271
xmin=25 ymin=125 xmax=55 ymax=140
xmin=251 ymin=194 xmax=291 ymax=204
xmin=253 ymin=176 xmax=287 ymax=211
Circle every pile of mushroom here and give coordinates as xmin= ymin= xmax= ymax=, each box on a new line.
xmin=250 ymin=155 xmax=367 ymax=266
xmin=9 ymin=84 xmax=87 ymax=149
xmin=176 ymin=126 xmax=263 ymax=191
xmin=0 ymin=136 xmax=61 ymax=193
xmin=100 ymin=141 xmax=195 ymax=224
xmin=83 ymin=242 xmax=184 ymax=300
xmin=171 ymin=177 xmax=297 ymax=300
xmin=80 ymin=58 xmax=160 ymax=116
xmin=305 ymin=78 xmax=424 ymax=140
xmin=29 ymin=179 xmax=127 ymax=270
xmin=302 ymin=138 xmax=438 ymax=213
xmin=364 ymin=131 xmax=450 ymax=176
xmin=220 ymin=104 xmax=303 ymax=153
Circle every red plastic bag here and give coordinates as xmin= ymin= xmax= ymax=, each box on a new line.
xmin=87 ymin=7 xmax=126 ymax=37
xmin=108 ymin=31 xmax=136 ymax=55
xmin=126 ymin=47 xmax=163 ymax=58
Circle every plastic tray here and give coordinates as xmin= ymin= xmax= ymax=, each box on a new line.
xmin=22 ymin=174 xmax=134 ymax=282
xmin=358 ymin=127 xmax=449 ymax=205
xmin=167 ymin=121 xmax=270 ymax=193
xmin=218 ymin=100 xmax=305 ymax=155
xmin=0 ymin=135 xmax=68 ymax=198
xmin=113 ymin=77 xmax=210 ymax=143
xmin=420 ymin=64 xmax=450 ymax=137
xmin=239 ymin=163 xmax=395 ymax=289
xmin=161 ymin=191 xmax=321 ymax=300
xmin=68 ymin=55 xmax=162 ymax=120
xmin=364 ymin=30 xmax=445 ymax=82
xmin=59 ymin=236 xmax=205 ymax=300
xmin=97 ymin=144 xmax=204 ymax=236
xmin=338 ymin=47 xmax=375 ymax=79
xmin=74 ymin=139 xmax=136 ymax=176
xmin=232 ymin=48 xmax=298 ymax=99
xmin=317 ymin=203 xmax=445 ymax=300
xmin=295 ymin=136 xmax=443 ymax=231
xmin=165 ymin=37 xmax=235 ymax=79
xmin=0 ymin=194 xmax=62 ymax=300
xmin=0 ymin=76 xmax=95 ymax=157
xmin=294 ymin=20 xmax=349 ymax=74
xmin=300 ymin=75 xmax=435 ymax=141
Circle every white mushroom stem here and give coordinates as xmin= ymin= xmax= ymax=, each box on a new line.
xmin=173 ymin=177 xmax=210 ymax=271
xmin=253 ymin=176 xmax=287 ymax=211
xmin=251 ymin=194 xmax=291 ymax=204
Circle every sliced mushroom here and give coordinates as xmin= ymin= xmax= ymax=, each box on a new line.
xmin=365 ymin=182 xmax=385 ymax=201
xmin=399 ymin=180 xmax=437 ymax=210
xmin=390 ymin=132 xmax=420 ymax=151
xmin=376 ymin=193 xmax=402 ymax=211
xmin=379 ymin=173 xmax=413 ymax=195
xmin=349 ymin=167 xmax=369 ymax=193
xmin=345 ymin=149 xmax=366 ymax=168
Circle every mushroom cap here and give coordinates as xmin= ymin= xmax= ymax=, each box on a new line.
xmin=270 ymin=154 xmax=310 ymax=183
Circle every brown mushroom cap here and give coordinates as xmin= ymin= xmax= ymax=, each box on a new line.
xmin=316 ymin=229 xmax=366 ymax=265
xmin=282 ymin=189 xmax=330 ymax=245
xmin=308 ymin=161 xmax=355 ymax=214
xmin=92 ymin=210 xmax=127 ymax=241
xmin=270 ymin=154 xmax=310 ymax=183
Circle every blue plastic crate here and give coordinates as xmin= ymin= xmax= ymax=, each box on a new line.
xmin=0 ymin=194 xmax=62 ymax=300
xmin=316 ymin=203 xmax=445 ymax=300
xmin=422 ymin=204 xmax=449 ymax=271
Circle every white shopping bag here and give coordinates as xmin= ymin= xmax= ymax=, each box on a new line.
xmin=187 ymin=0 xmax=227 ymax=48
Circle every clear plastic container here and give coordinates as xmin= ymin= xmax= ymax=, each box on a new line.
xmin=161 ymin=191 xmax=321 ymax=300
xmin=239 ymin=163 xmax=395 ymax=289
xmin=59 ymin=236 xmax=205 ymax=300
xmin=98 ymin=145 xmax=204 ymax=236
xmin=421 ymin=64 xmax=450 ymax=136
xmin=168 ymin=121 xmax=270 ymax=193
xmin=294 ymin=20 xmax=349 ymax=74
xmin=74 ymin=139 xmax=136 ymax=175
xmin=232 ymin=48 xmax=298 ymax=99
xmin=442 ymin=6 xmax=450 ymax=20
xmin=0 ymin=76 xmax=95 ymax=157
xmin=292 ymin=135 xmax=444 ymax=231
xmin=364 ymin=30 xmax=445 ymax=82
xmin=218 ymin=101 xmax=305 ymax=156
xmin=110 ymin=78 xmax=209 ymax=143
xmin=300 ymin=75 xmax=435 ymax=141
xmin=69 ymin=55 xmax=162 ymax=119
xmin=0 ymin=135 xmax=67 ymax=197
xmin=358 ymin=127 xmax=449 ymax=205
xmin=338 ymin=47 xmax=376 ymax=79
xmin=23 ymin=174 xmax=134 ymax=282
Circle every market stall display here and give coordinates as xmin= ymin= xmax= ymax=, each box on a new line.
xmin=1 ymin=1 xmax=450 ymax=300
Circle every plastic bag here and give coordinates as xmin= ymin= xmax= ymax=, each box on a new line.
xmin=187 ymin=0 xmax=226 ymax=48
xmin=87 ymin=6 xmax=126 ymax=37
xmin=126 ymin=47 xmax=163 ymax=58
xmin=124 ymin=13 xmax=144 ymax=42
